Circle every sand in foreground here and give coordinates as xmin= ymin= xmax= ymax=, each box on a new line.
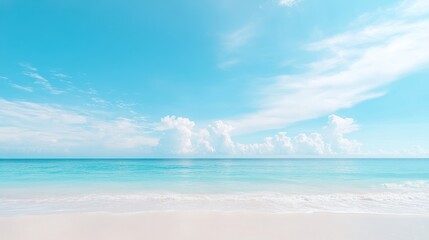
xmin=1 ymin=212 xmax=428 ymax=240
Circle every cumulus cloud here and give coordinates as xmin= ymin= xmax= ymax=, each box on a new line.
xmin=208 ymin=120 xmax=236 ymax=153
xmin=157 ymin=116 xmax=196 ymax=154
xmin=228 ymin=0 xmax=429 ymax=133
xmin=271 ymin=132 xmax=294 ymax=153
xmin=323 ymin=115 xmax=361 ymax=154
xmin=155 ymin=114 xmax=360 ymax=156
xmin=294 ymin=133 xmax=330 ymax=155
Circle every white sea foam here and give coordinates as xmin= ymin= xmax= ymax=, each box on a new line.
xmin=2 ymin=180 xmax=429 ymax=216
xmin=380 ymin=180 xmax=429 ymax=190
xmin=1 ymin=187 xmax=429 ymax=216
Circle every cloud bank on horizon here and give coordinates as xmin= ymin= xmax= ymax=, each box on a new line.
xmin=1 ymin=0 xmax=429 ymax=157
xmin=156 ymin=114 xmax=361 ymax=156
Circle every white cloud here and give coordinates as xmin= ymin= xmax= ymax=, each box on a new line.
xmin=405 ymin=145 xmax=429 ymax=156
xmin=271 ymin=132 xmax=294 ymax=153
xmin=91 ymin=117 xmax=156 ymax=149
xmin=376 ymin=145 xmax=429 ymax=157
xmin=155 ymin=114 xmax=360 ymax=156
xmin=157 ymin=116 xmax=196 ymax=154
xmin=18 ymin=63 xmax=67 ymax=94
xmin=23 ymin=71 xmax=64 ymax=95
xmin=323 ymin=115 xmax=361 ymax=154
xmin=0 ymin=99 xmax=156 ymax=155
xmin=9 ymin=83 xmax=33 ymax=92
xmin=194 ymin=128 xmax=215 ymax=153
xmin=400 ymin=0 xmax=429 ymax=17
xmin=208 ymin=121 xmax=236 ymax=153
xmin=218 ymin=59 xmax=240 ymax=69
xmin=51 ymin=71 xmax=71 ymax=78
xmin=0 ymin=75 xmax=33 ymax=92
xmin=219 ymin=25 xmax=254 ymax=69
xmin=294 ymin=133 xmax=330 ymax=155
xmin=19 ymin=63 xmax=37 ymax=71
xmin=228 ymin=0 xmax=429 ymax=134
xmin=91 ymin=97 xmax=108 ymax=105
xmin=0 ymin=99 xmax=87 ymax=125
xmin=223 ymin=25 xmax=256 ymax=51
xmin=279 ymin=0 xmax=300 ymax=7
xmin=85 ymin=88 xmax=98 ymax=95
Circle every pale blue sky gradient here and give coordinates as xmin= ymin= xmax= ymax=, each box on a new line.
xmin=1 ymin=0 xmax=429 ymax=157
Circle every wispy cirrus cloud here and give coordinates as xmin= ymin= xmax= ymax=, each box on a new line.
xmin=1 ymin=63 xmax=152 ymax=156
xmin=9 ymin=83 xmax=33 ymax=92
xmin=51 ymin=71 xmax=71 ymax=79
xmin=218 ymin=59 xmax=240 ymax=69
xmin=0 ymin=74 xmax=33 ymax=93
xmin=19 ymin=63 xmax=37 ymax=71
xmin=0 ymin=98 xmax=157 ymax=156
xmin=223 ymin=24 xmax=256 ymax=51
xmin=23 ymin=72 xmax=64 ymax=94
xmin=21 ymin=65 xmax=65 ymax=95
xmin=10 ymin=62 xmax=137 ymax=117
xmin=90 ymin=97 xmax=109 ymax=105
xmin=219 ymin=24 xmax=256 ymax=69
xmin=278 ymin=0 xmax=300 ymax=7
xmin=228 ymin=0 xmax=429 ymax=133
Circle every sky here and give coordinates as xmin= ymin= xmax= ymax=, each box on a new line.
xmin=1 ymin=0 xmax=429 ymax=158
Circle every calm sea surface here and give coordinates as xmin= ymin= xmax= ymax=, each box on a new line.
xmin=1 ymin=158 xmax=428 ymax=215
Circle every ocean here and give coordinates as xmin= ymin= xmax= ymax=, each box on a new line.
xmin=1 ymin=158 xmax=429 ymax=216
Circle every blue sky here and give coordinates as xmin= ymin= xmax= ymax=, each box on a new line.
xmin=1 ymin=0 xmax=429 ymax=157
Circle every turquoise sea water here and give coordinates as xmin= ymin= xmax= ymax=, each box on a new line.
xmin=1 ymin=158 xmax=429 ymax=215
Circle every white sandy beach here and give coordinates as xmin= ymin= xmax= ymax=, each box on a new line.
xmin=1 ymin=212 xmax=428 ymax=240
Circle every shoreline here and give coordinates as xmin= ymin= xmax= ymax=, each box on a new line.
xmin=1 ymin=212 xmax=428 ymax=240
